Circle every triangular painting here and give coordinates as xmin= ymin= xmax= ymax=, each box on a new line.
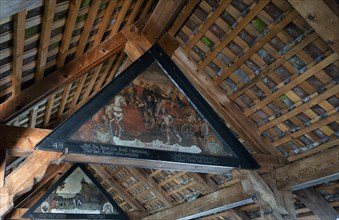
xmin=36 ymin=45 xmax=259 ymax=173
xmin=23 ymin=164 xmax=128 ymax=219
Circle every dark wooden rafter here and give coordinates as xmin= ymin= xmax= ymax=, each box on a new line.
xmin=294 ymin=187 xmax=338 ymax=220
xmin=288 ymin=0 xmax=339 ymax=54
xmin=12 ymin=10 xmax=26 ymax=96
xmin=35 ymin=0 xmax=57 ymax=82
xmin=0 ymin=32 xmax=127 ymax=123
xmin=92 ymin=0 xmax=118 ymax=46
xmin=74 ymin=0 xmax=102 ymax=57
xmin=56 ymin=0 xmax=82 ymax=68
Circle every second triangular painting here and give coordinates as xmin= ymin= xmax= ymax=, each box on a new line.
xmin=37 ymin=45 xmax=259 ymax=173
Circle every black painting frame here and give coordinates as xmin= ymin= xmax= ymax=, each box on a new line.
xmin=36 ymin=44 xmax=259 ymax=173
xmin=23 ymin=164 xmax=129 ymax=219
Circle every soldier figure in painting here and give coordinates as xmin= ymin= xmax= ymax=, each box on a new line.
xmin=105 ymin=95 xmax=126 ymax=138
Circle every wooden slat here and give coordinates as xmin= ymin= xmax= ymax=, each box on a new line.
xmin=276 ymin=146 xmax=339 ymax=190
xmin=125 ymin=0 xmax=144 ymax=26
xmin=230 ymin=32 xmax=319 ymax=100
xmin=272 ymin=113 xmax=338 ymax=147
xmin=198 ymin=1 xmax=270 ymax=70
xmin=288 ymin=0 xmax=339 ymax=54
xmin=184 ymin=0 xmax=232 ymax=52
xmin=215 ymin=9 xmax=299 ymax=85
xmin=131 ymin=168 xmax=174 ymax=208
xmin=110 ymin=0 xmax=132 ymax=35
xmin=56 ymin=84 xmax=72 ymax=118
xmin=287 ymin=138 xmax=339 ymax=162
xmin=294 ymin=188 xmax=338 ymax=220
xmin=12 ymin=10 xmax=26 ymax=96
xmin=244 ymin=53 xmax=339 ymax=116
xmin=0 ymin=32 xmax=127 ymax=123
xmin=168 ymin=0 xmax=201 ymax=37
xmin=142 ymin=182 xmax=250 ymax=220
xmin=79 ymin=64 xmax=103 ymax=105
xmin=0 ymin=150 xmax=62 ymax=217
xmin=75 ymin=0 xmax=102 ymax=57
xmin=93 ymin=55 xmax=116 ymax=92
xmin=92 ymin=0 xmax=118 ymax=46
xmin=43 ymin=94 xmax=55 ymax=127
xmin=56 ymin=0 xmax=82 ymax=68
xmin=28 ymin=106 xmax=39 ymax=128
xmin=259 ymin=84 xmax=339 ymax=132
xmin=142 ymin=0 xmax=185 ymax=44
xmin=35 ymin=0 xmax=57 ymax=82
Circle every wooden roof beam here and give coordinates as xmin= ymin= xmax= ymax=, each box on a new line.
xmin=142 ymin=182 xmax=252 ymax=220
xmin=12 ymin=10 xmax=26 ymax=96
xmin=288 ymin=0 xmax=339 ymax=54
xmin=0 ymin=150 xmax=62 ymax=217
xmin=0 ymin=31 xmax=127 ymax=123
xmin=294 ymin=188 xmax=338 ymax=220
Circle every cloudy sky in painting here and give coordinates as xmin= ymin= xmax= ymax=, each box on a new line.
xmin=56 ymin=167 xmax=92 ymax=196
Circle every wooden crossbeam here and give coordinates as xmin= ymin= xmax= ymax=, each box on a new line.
xmin=35 ymin=0 xmax=57 ymax=82
xmin=0 ymin=32 xmax=127 ymax=123
xmin=12 ymin=10 xmax=26 ymax=96
xmin=142 ymin=182 xmax=251 ymax=220
xmin=294 ymin=188 xmax=338 ymax=220
xmin=288 ymin=0 xmax=339 ymax=54
xmin=0 ymin=150 xmax=62 ymax=217
xmin=275 ymin=146 xmax=339 ymax=190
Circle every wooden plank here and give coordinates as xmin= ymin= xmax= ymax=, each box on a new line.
xmin=0 ymin=0 xmax=42 ymax=20
xmin=111 ymin=0 xmax=132 ymax=35
xmin=75 ymin=0 xmax=101 ymax=57
xmin=244 ymin=53 xmax=339 ymax=116
xmin=288 ymin=0 xmax=339 ymax=54
xmin=78 ymin=64 xmax=103 ymax=105
xmin=56 ymin=0 xmax=82 ymax=68
xmin=89 ymin=164 xmax=148 ymax=216
xmin=198 ymin=1 xmax=270 ymax=70
xmin=275 ymin=146 xmax=339 ymax=190
xmin=92 ymin=0 xmax=117 ymax=46
xmin=172 ymin=47 xmax=285 ymax=157
xmin=214 ymin=9 xmax=299 ymax=85
xmin=0 ymin=125 xmax=50 ymax=157
xmin=184 ymin=0 xmax=232 ymax=52
xmin=0 ymin=150 xmax=62 ymax=217
xmin=0 ymin=32 xmax=127 ymax=123
xmin=0 ymin=149 xmax=5 ymax=188
xmin=43 ymin=94 xmax=55 ymax=127
xmin=294 ymin=188 xmax=338 ymax=220
xmin=168 ymin=0 xmax=201 ymax=37
xmin=230 ymin=32 xmax=319 ymax=100
xmin=56 ymin=84 xmax=72 ymax=118
xmin=125 ymin=0 xmax=144 ymax=26
xmin=12 ymin=10 xmax=26 ymax=96
xmin=131 ymin=168 xmax=174 ymax=208
xmin=35 ymin=0 xmax=57 ymax=82
xmin=259 ymin=84 xmax=339 ymax=132
xmin=142 ymin=182 xmax=250 ymax=220
xmin=142 ymin=0 xmax=185 ymax=44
